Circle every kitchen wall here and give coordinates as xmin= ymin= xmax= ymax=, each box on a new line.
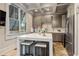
xmin=26 ymin=13 xmax=33 ymax=33
xmin=0 ymin=3 xmax=16 ymax=54
xmin=75 ymin=4 xmax=79 ymax=56
xmin=0 ymin=3 xmax=6 ymax=11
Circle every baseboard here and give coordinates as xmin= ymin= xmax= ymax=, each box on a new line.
xmin=0 ymin=44 xmax=16 ymax=55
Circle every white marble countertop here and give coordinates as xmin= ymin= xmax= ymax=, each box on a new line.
xmin=17 ymin=33 xmax=52 ymax=40
xmin=34 ymin=27 xmax=66 ymax=33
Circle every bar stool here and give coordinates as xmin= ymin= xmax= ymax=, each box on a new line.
xmin=20 ymin=40 xmax=33 ymax=56
xmin=35 ymin=42 xmax=49 ymax=56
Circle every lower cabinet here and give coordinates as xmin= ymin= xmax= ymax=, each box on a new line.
xmin=53 ymin=33 xmax=64 ymax=42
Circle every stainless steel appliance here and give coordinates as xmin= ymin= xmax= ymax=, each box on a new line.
xmin=65 ymin=16 xmax=74 ymax=56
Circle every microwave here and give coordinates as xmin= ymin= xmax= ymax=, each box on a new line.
xmin=0 ymin=10 xmax=6 ymax=26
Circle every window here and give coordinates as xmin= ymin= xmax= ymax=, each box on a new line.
xmin=20 ymin=10 xmax=26 ymax=32
xmin=9 ymin=5 xmax=19 ymax=32
xmin=9 ymin=4 xmax=26 ymax=34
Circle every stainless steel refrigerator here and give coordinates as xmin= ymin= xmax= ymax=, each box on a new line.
xmin=64 ymin=15 xmax=74 ymax=56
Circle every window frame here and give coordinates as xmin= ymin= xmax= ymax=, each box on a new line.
xmin=6 ymin=3 xmax=26 ymax=36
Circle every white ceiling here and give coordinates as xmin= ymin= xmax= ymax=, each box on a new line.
xmin=22 ymin=3 xmax=70 ymax=15
xmin=23 ymin=3 xmax=57 ymax=10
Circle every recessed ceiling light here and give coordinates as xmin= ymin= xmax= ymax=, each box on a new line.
xmin=34 ymin=9 xmax=38 ymax=12
xmin=45 ymin=8 xmax=50 ymax=11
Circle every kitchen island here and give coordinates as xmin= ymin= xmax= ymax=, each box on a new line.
xmin=17 ymin=33 xmax=53 ymax=56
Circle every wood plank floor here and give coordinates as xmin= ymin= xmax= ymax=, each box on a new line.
xmin=0 ymin=48 xmax=17 ymax=56
xmin=53 ymin=42 xmax=68 ymax=56
xmin=0 ymin=42 xmax=68 ymax=56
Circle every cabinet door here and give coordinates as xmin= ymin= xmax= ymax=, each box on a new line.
xmin=53 ymin=33 xmax=63 ymax=42
xmin=52 ymin=15 xmax=62 ymax=28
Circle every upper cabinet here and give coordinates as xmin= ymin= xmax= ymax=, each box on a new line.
xmin=67 ymin=4 xmax=74 ymax=17
xmin=52 ymin=15 xmax=62 ymax=28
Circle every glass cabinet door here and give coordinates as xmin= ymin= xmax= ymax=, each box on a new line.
xmin=20 ymin=10 xmax=26 ymax=32
xmin=9 ymin=5 xmax=19 ymax=33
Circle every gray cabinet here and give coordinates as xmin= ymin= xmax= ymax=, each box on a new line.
xmin=52 ymin=15 xmax=62 ymax=28
xmin=53 ymin=33 xmax=64 ymax=42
